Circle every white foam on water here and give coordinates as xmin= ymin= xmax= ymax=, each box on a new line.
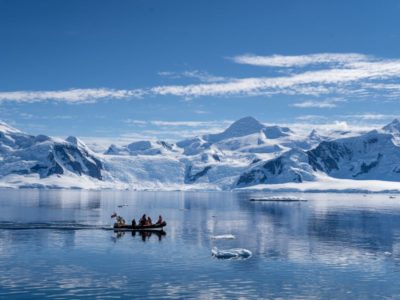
xmin=211 ymin=247 xmax=252 ymax=259
xmin=210 ymin=234 xmax=236 ymax=240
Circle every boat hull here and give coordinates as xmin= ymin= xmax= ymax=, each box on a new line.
xmin=113 ymin=221 xmax=167 ymax=231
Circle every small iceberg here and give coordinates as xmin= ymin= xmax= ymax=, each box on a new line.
xmin=211 ymin=247 xmax=252 ymax=259
xmin=210 ymin=234 xmax=236 ymax=240
xmin=249 ymin=196 xmax=307 ymax=202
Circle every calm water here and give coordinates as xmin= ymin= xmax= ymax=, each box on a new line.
xmin=1 ymin=190 xmax=400 ymax=299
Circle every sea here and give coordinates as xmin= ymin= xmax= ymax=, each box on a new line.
xmin=1 ymin=189 xmax=400 ymax=299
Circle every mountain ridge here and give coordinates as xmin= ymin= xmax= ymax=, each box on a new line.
xmin=1 ymin=117 xmax=399 ymax=192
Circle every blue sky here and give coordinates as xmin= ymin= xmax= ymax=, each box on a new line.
xmin=1 ymin=0 xmax=400 ymax=144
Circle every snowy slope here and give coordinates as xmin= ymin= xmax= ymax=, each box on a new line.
xmin=1 ymin=117 xmax=400 ymax=192
xmin=237 ymin=128 xmax=400 ymax=188
xmin=0 ymin=125 xmax=103 ymax=182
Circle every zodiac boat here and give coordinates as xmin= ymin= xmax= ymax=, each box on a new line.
xmin=113 ymin=221 xmax=167 ymax=231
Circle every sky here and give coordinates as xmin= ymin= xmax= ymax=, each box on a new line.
xmin=1 ymin=0 xmax=400 ymax=146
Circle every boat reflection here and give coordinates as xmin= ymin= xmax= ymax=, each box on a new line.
xmin=113 ymin=229 xmax=166 ymax=242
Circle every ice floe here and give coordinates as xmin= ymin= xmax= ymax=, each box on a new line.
xmin=249 ymin=196 xmax=307 ymax=202
xmin=210 ymin=234 xmax=236 ymax=240
xmin=211 ymin=247 xmax=252 ymax=259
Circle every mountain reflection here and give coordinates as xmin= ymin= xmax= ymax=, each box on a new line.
xmin=1 ymin=190 xmax=400 ymax=265
xmin=2 ymin=190 xmax=400 ymax=298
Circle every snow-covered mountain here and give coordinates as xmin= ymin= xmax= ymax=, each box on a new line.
xmin=1 ymin=117 xmax=400 ymax=192
xmin=0 ymin=123 xmax=103 ymax=184
xmin=383 ymin=118 xmax=400 ymax=136
xmin=105 ymin=140 xmax=176 ymax=156
xmin=236 ymin=126 xmax=400 ymax=189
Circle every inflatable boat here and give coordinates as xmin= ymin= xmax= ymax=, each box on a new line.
xmin=113 ymin=221 xmax=167 ymax=231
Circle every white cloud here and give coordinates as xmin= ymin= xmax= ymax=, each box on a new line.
xmin=293 ymin=101 xmax=336 ymax=108
xmin=231 ymin=53 xmax=370 ymax=67
xmin=124 ymin=119 xmax=148 ymax=126
xmin=158 ymin=70 xmax=227 ymax=83
xmin=194 ymin=109 xmax=209 ymax=114
xmin=0 ymin=88 xmax=144 ymax=103
xmin=2 ymin=53 xmax=400 ymax=104
xmin=150 ymin=57 xmax=400 ymax=98
xmin=295 ymin=115 xmax=328 ymax=121
xmin=150 ymin=120 xmax=232 ymax=127
xmin=346 ymin=113 xmax=400 ymax=120
xmin=124 ymin=119 xmax=232 ymax=128
xmin=293 ymin=99 xmax=343 ymax=108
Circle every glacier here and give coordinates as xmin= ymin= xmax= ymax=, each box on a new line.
xmin=1 ymin=117 xmax=400 ymax=192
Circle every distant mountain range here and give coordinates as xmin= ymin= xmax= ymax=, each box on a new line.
xmin=1 ymin=117 xmax=400 ymax=192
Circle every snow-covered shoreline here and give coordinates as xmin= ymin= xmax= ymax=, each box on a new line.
xmin=0 ymin=176 xmax=399 ymax=193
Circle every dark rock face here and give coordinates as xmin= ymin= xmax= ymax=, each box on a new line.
xmin=353 ymin=153 xmax=382 ymax=178
xmin=212 ymin=154 xmax=220 ymax=161
xmin=53 ymin=143 xmax=103 ymax=180
xmin=263 ymin=157 xmax=283 ymax=175
xmin=185 ymin=165 xmax=212 ymax=183
xmin=237 ymin=169 xmax=267 ymax=186
xmin=159 ymin=141 xmax=173 ymax=151
xmin=236 ymin=156 xmax=285 ymax=187
xmin=27 ymin=143 xmax=103 ymax=179
xmin=308 ymin=141 xmax=353 ymax=173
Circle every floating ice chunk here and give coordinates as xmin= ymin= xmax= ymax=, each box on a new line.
xmin=249 ymin=196 xmax=307 ymax=202
xmin=211 ymin=247 xmax=252 ymax=259
xmin=210 ymin=234 xmax=236 ymax=240
xmin=384 ymin=251 xmax=392 ymax=256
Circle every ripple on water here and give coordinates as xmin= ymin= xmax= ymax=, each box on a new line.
xmin=1 ymin=191 xmax=400 ymax=298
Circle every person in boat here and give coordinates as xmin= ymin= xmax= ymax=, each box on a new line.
xmin=131 ymin=218 xmax=137 ymax=227
xmin=156 ymin=215 xmax=163 ymax=225
xmin=116 ymin=216 xmax=125 ymax=226
xmin=146 ymin=216 xmax=152 ymax=225
xmin=139 ymin=214 xmax=147 ymax=226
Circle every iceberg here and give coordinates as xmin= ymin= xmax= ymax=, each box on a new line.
xmin=211 ymin=247 xmax=252 ymax=259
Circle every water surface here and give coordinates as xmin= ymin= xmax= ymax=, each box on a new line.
xmin=1 ymin=190 xmax=400 ymax=299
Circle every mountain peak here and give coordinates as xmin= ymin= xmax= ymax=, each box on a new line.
xmin=66 ymin=136 xmax=92 ymax=152
xmin=204 ymin=116 xmax=265 ymax=143
xmin=383 ymin=118 xmax=400 ymax=133
xmin=0 ymin=120 xmax=22 ymax=134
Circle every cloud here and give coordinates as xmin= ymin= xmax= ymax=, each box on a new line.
xmin=194 ymin=109 xmax=209 ymax=114
xmin=124 ymin=120 xmax=148 ymax=126
xmin=293 ymin=99 xmax=343 ymax=108
xmin=120 ymin=119 xmax=234 ymax=141
xmin=125 ymin=119 xmax=232 ymax=128
xmin=296 ymin=115 xmax=328 ymax=121
xmin=0 ymin=88 xmax=144 ymax=103
xmin=346 ymin=113 xmax=400 ymax=120
xmin=158 ymin=70 xmax=227 ymax=83
xmin=150 ymin=120 xmax=232 ymax=127
xmin=230 ymin=53 xmax=370 ymax=67
xmin=2 ymin=53 xmax=400 ymax=104
xmin=150 ymin=56 xmax=400 ymax=98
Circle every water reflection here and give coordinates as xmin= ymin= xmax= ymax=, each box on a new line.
xmin=1 ymin=190 xmax=400 ymax=298
xmin=112 ymin=230 xmax=167 ymax=242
